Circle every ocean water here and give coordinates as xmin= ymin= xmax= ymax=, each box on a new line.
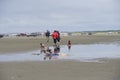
xmin=0 ymin=44 xmax=120 ymax=62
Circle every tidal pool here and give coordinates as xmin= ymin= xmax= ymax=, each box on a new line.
xmin=0 ymin=44 xmax=120 ymax=62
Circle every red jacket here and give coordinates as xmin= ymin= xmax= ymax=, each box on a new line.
xmin=52 ymin=32 xmax=58 ymax=39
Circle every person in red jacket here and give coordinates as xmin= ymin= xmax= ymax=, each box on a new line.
xmin=52 ymin=30 xmax=58 ymax=45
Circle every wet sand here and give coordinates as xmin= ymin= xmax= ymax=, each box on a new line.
xmin=0 ymin=35 xmax=120 ymax=53
xmin=0 ymin=60 xmax=120 ymax=80
xmin=0 ymin=35 xmax=120 ymax=80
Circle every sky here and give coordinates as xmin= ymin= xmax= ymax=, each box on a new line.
xmin=0 ymin=0 xmax=120 ymax=33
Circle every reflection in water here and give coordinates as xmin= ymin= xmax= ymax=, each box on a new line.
xmin=0 ymin=44 xmax=120 ymax=62
xmin=53 ymin=45 xmax=60 ymax=53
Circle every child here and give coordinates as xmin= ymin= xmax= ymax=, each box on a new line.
xmin=40 ymin=43 xmax=45 ymax=53
xmin=67 ymin=40 xmax=71 ymax=50
xmin=43 ymin=49 xmax=52 ymax=60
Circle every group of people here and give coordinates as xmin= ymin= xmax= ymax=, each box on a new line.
xmin=45 ymin=30 xmax=60 ymax=45
xmin=40 ymin=43 xmax=60 ymax=60
xmin=40 ymin=30 xmax=71 ymax=60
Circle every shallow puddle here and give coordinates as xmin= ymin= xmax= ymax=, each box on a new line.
xmin=0 ymin=44 xmax=120 ymax=62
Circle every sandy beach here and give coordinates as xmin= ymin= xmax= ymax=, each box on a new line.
xmin=0 ymin=35 xmax=120 ymax=53
xmin=0 ymin=60 xmax=120 ymax=80
xmin=0 ymin=35 xmax=120 ymax=80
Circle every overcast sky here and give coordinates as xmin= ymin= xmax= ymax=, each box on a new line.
xmin=0 ymin=0 xmax=120 ymax=33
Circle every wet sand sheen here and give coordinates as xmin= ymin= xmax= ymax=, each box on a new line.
xmin=0 ymin=35 xmax=120 ymax=53
xmin=0 ymin=44 xmax=120 ymax=62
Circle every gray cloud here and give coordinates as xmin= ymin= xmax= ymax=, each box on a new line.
xmin=0 ymin=0 xmax=120 ymax=33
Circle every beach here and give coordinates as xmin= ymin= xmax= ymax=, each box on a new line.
xmin=0 ymin=60 xmax=120 ymax=80
xmin=0 ymin=35 xmax=120 ymax=53
xmin=0 ymin=35 xmax=120 ymax=80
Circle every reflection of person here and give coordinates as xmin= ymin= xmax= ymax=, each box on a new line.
xmin=45 ymin=30 xmax=50 ymax=42
xmin=54 ymin=45 xmax=60 ymax=54
xmin=67 ymin=40 xmax=71 ymax=50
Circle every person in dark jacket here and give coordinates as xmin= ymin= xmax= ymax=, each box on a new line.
xmin=56 ymin=30 xmax=60 ymax=42
xmin=45 ymin=30 xmax=50 ymax=42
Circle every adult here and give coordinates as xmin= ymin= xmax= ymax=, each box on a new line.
xmin=52 ymin=30 xmax=58 ymax=45
xmin=45 ymin=30 xmax=50 ymax=42
xmin=56 ymin=30 xmax=60 ymax=42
